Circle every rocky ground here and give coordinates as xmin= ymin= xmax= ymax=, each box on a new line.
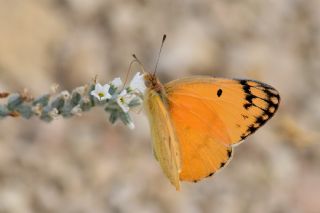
xmin=0 ymin=0 xmax=320 ymax=212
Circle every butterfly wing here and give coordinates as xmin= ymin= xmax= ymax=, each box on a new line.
xmin=144 ymin=89 xmax=182 ymax=190
xmin=164 ymin=77 xmax=280 ymax=182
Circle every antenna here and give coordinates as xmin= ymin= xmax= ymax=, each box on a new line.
xmin=132 ymin=54 xmax=146 ymax=73
xmin=153 ymin=34 xmax=166 ymax=76
xmin=122 ymin=54 xmax=147 ymax=90
xmin=122 ymin=35 xmax=166 ymax=88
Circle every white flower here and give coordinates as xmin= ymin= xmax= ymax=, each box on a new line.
xmin=129 ymin=72 xmax=146 ymax=94
xmin=116 ymin=90 xmax=135 ymax=113
xmin=111 ymin=77 xmax=123 ymax=88
xmin=90 ymin=83 xmax=112 ymax=101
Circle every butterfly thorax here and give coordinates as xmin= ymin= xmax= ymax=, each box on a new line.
xmin=144 ymin=73 xmax=164 ymax=94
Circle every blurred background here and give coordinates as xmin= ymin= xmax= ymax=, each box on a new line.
xmin=0 ymin=0 xmax=320 ymax=212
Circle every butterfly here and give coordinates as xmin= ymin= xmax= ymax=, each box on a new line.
xmin=143 ymin=73 xmax=280 ymax=190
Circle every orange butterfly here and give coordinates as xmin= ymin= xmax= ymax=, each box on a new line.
xmin=139 ymin=36 xmax=280 ymax=190
xmin=143 ymin=72 xmax=280 ymax=191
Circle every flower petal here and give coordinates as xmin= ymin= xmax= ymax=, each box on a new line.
xmin=95 ymin=83 xmax=103 ymax=91
xmin=100 ymin=94 xmax=111 ymax=101
xmin=90 ymin=90 xmax=100 ymax=100
xmin=129 ymin=72 xmax=146 ymax=94
xmin=119 ymin=90 xmax=127 ymax=96
xmin=111 ymin=77 xmax=123 ymax=88
xmin=117 ymin=97 xmax=130 ymax=112
xmin=102 ymin=84 xmax=111 ymax=91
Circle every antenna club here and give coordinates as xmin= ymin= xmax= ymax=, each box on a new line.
xmin=162 ymin=34 xmax=167 ymax=42
xmin=132 ymin=54 xmax=137 ymax=60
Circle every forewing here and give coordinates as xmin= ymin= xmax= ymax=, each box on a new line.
xmin=144 ymin=89 xmax=181 ymax=190
xmin=165 ymin=77 xmax=280 ymax=182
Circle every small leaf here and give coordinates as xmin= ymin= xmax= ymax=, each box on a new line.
xmin=32 ymin=94 xmax=50 ymax=107
xmin=0 ymin=105 xmax=9 ymax=118
xmin=16 ymin=104 xmax=33 ymax=119
xmin=128 ymin=97 xmax=142 ymax=107
xmin=70 ymin=92 xmax=81 ymax=107
xmin=40 ymin=106 xmax=53 ymax=122
xmin=7 ymin=94 xmax=23 ymax=110
xmin=80 ymin=97 xmax=92 ymax=111
xmin=51 ymin=96 xmax=65 ymax=112
xmin=108 ymin=86 xmax=117 ymax=95
xmin=109 ymin=110 xmax=119 ymax=124
xmin=61 ymin=104 xmax=73 ymax=118
xmin=119 ymin=112 xmax=133 ymax=126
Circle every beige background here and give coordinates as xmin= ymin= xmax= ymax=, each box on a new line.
xmin=0 ymin=0 xmax=320 ymax=212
